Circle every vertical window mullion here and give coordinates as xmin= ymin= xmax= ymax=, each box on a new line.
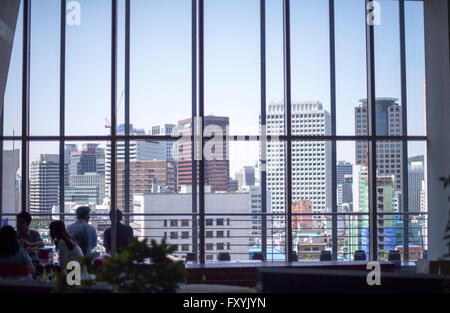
xmin=283 ymin=0 xmax=293 ymax=262
xmin=110 ymin=0 xmax=118 ymax=256
xmin=124 ymin=0 xmax=130 ymax=226
xmin=365 ymin=0 xmax=377 ymax=261
xmin=260 ymin=0 xmax=267 ymax=262
xmin=59 ymin=0 xmax=66 ymax=221
xmin=329 ymin=0 xmax=338 ymax=261
xmin=198 ymin=0 xmax=205 ymax=264
xmin=22 ymin=0 xmax=31 ymax=214
xmin=191 ymin=0 xmax=198 ymax=256
xmin=399 ymin=0 xmax=409 ymax=262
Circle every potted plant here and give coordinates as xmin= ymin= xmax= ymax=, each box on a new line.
xmin=80 ymin=237 xmax=188 ymax=293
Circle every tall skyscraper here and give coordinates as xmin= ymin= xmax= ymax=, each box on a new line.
xmin=29 ymin=154 xmax=59 ymax=214
xmin=151 ymin=124 xmax=177 ymax=161
xmin=336 ymin=161 xmax=352 ymax=186
xmin=355 ymin=98 xmax=403 ymax=191
xmin=235 ymin=166 xmax=256 ymax=190
xmin=69 ymin=144 xmax=98 ymax=176
xmin=408 ymin=155 xmax=425 ymax=213
xmin=263 ymin=100 xmax=332 ymax=230
xmin=177 ymin=116 xmax=230 ymax=193
xmin=105 ymin=124 xmax=166 ymax=198
xmin=2 ymin=150 xmax=21 ymax=220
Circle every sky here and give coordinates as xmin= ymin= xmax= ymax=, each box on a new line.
xmin=3 ymin=0 xmax=426 ymax=175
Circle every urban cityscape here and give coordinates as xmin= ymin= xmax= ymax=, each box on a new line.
xmin=2 ymin=97 xmax=427 ymax=262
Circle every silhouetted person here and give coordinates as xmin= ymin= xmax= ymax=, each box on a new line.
xmin=0 ymin=226 xmax=33 ymax=279
xmin=49 ymin=220 xmax=84 ymax=267
xmin=103 ymin=210 xmax=133 ymax=254
xmin=16 ymin=212 xmax=44 ymax=264
xmin=67 ymin=206 xmax=97 ymax=256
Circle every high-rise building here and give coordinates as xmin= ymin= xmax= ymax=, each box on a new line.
xmin=105 ymin=124 xmax=166 ymax=198
xmin=2 ymin=150 xmax=21 ymax=222
xmin=337 ymin=174 xmax=353 ymax=210
xmin=235 ymin=166 xmax=256 ymax=191
xmin=350 ymin=165 xmax=399 ymax=257
xmin=69 ymin=144 xmax=98 ymax=176
xmin=66 ymin=172 xmax=105 ymax=205
xmin=116 ymin=160 xmax=177 ymax=210
xmin=263 ymin=101 xmax=332 ymax=230
xmin=355 ymin=98 xmax=403 ymax=191
xmin=408 ymin=156 xmax=425 ymax=213
xmin=64 ymin=144 xmax=78 ymax=185
xmin=177 ymin=116 xmax=230 ymax=193
xmin=248 ymin=185 xmax=272 ymax=248
xmin=337 ymin=161 xmax=352 ymax=186
xmin=151 ymin=124 xmax=177 ymax=161
xmin=29 ymin=154 xmax=59 ymax=214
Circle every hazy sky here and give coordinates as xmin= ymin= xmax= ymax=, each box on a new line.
xmin=3 ymin=0 xmax=426 ymax=175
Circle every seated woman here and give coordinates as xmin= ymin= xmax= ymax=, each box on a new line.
xmin=49 ymin=220 xmax=84 ymax=267
xmin=0 ymin=226 xmax=33 ymax=280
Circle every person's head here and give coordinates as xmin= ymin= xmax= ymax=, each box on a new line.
xmin=49 ymin=220 xmax=74 ymax=250
xmin=0 ymin=226 xmax=19 ymax=257
xmin=76 ymin=206 xmax=91 ymax=222
xmin=16 ymin=211 xmax=32 ymax=233
xmin=109 ymin=209 xmax=123 ymax=223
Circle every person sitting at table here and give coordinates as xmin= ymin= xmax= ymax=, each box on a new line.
xmin=103 ymin=209 xmax=134 ymax=254
xmin=0 ymin=226 xmax=33 ymax=279
xmin=16 ymin=212 xmax=44 ymax=264
xmin=49 ymin=220 xmax=84 ymax=267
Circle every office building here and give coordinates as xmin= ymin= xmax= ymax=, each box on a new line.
xmin=177 ymin=116 xmax=230 ymax=192
xmin=355 ymin=98 xmax=403 ymax=191
xmin=408 ymin=156 xmax=425 ymax=213
xmin=133 ymin=191 xmax=254 ymax=261
xmin=2 ymin=150 xmax=21 ymax=222
xmin=263 ymin=101 xmax=332 ymax=230
xmin=116 ymin=160 xmax=177 ymax=211
xmin=235 ymin=166 xmax=256 ymax=191
xmin=29 ymin=154 xmax=59 ymax=214
xmin=151 ymin=124 xmax=177 ymax=161
xmin=105 ymin=124 xmax=166 ymax=198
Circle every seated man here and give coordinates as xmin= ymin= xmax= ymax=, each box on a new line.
xmin=103 ymin=210 xmax=134 ymax=254
xmin=16 ymin=212 xmax=44 ymax=264
xmin=67 ymin=206 xmax=97 ymax=256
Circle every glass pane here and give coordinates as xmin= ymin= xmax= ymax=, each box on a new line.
xmin=129 ymin=0 xmax=191 ymax=135
xmin=291 ymin=0 xmax=331 ymax=128
xmin=64 ymin=141 xmax=106 ymax=208
xmin=374 ymin=0 xmax=402 ymax=137
xmin=30 ymin=0 xmax=60 ymax=135
xmin=335 ymin=0 xmax=366 ymax=136
xmin=291 ymin=140 xmax=332 ymax=261
xmin=2 ymin=140 xmax=22 ymax=227
xmin=29 ymin=142 xmax=60 ymax=213
xmin=405 ymin=1 xmax=425 ymax=136
xmin=336 ymin=141 xmax=358 ymax=261
xmin=205 ymin=0 xmax=260 ymax=135
xmin=65 ymin=0 xmax=111 ymax=135
xmin=3 ymin=1 xmax=23 ymax=136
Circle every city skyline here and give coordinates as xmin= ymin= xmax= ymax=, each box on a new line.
xmin=3 ymin=0 xmax=426 ymax=173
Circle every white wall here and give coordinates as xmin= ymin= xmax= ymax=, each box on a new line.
xmin=424 ymin=0 xmax=450 ymax=260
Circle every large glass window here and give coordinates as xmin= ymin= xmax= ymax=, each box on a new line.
xmin=1 ymin=0 xmax=427 ymax=264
